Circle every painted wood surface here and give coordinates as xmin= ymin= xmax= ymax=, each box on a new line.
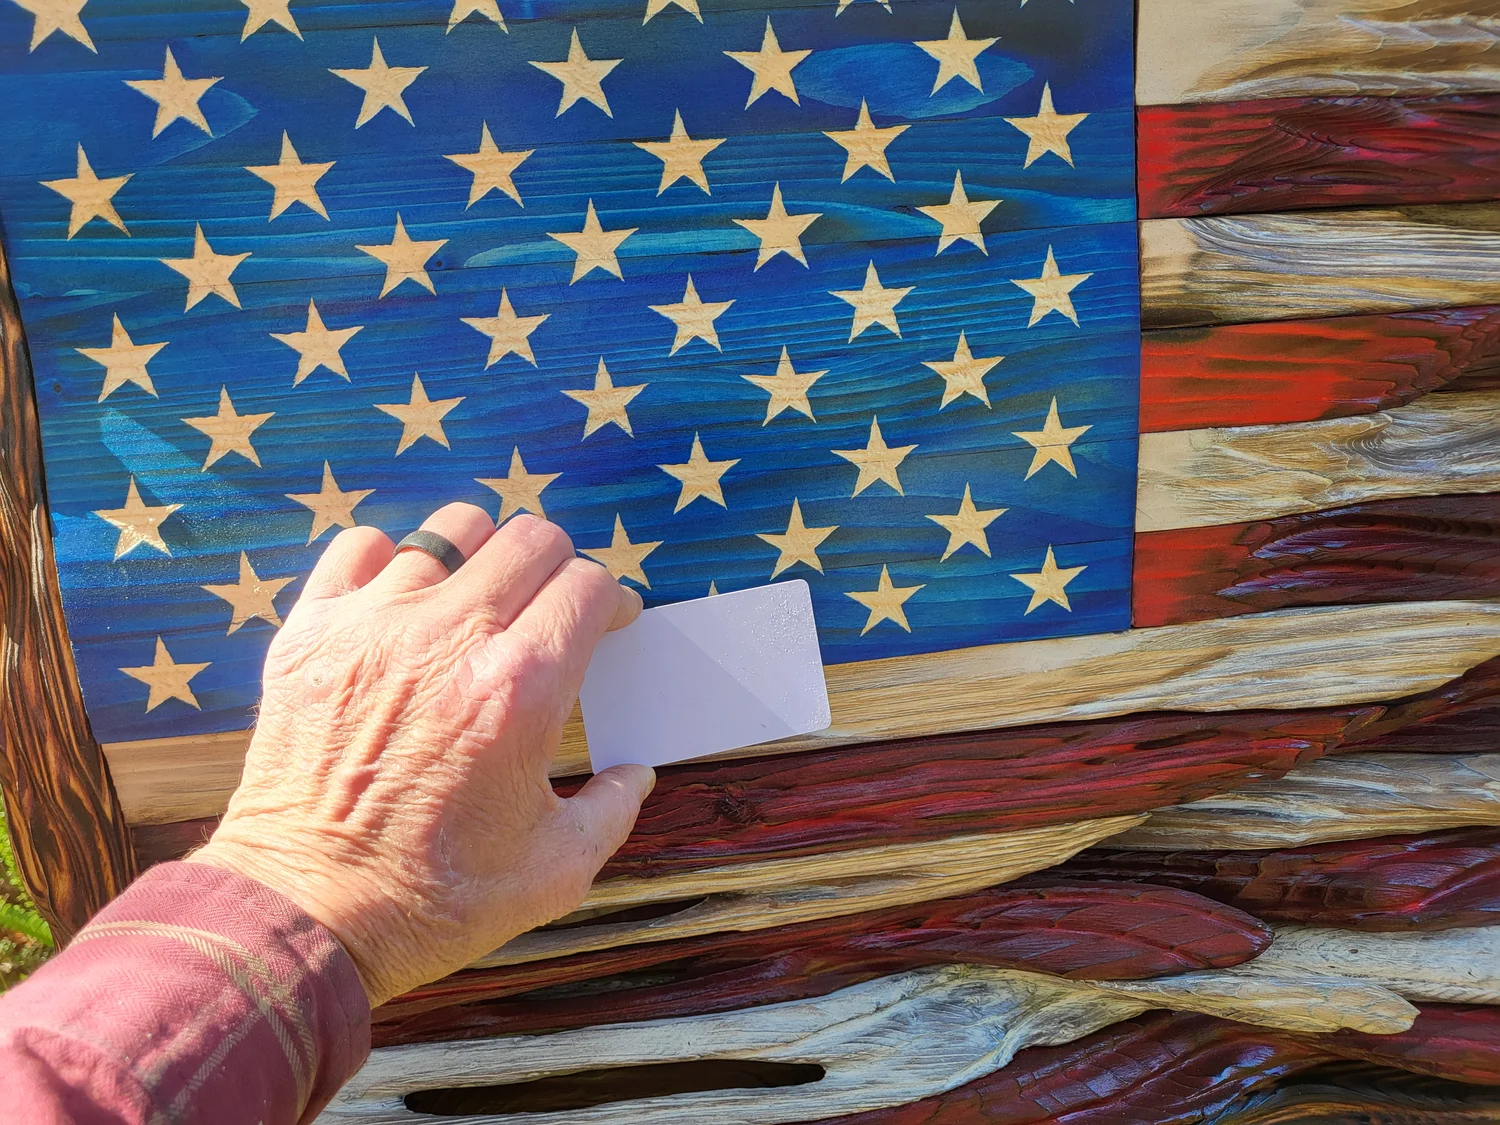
xmin=0 ymin=238 xmax=134 ymax=941
xmin=1138 ymin=94 xmax=1500 ymax=218
xmin=1045 ymin=826 xmax=1500 ymax=932
xmin=105 ymin=598 xmax=1500 ymax=826
xmin=1137 ymin=0 xmax=1500 ymax=106
xmin=317 ymin=964 xmax=1417 ymax=1125
xmin=1140 ymin=306 xmax=1500 ymax=433
xmin=1135 ymin=390 xmax=1500 ymax=533
xmin=1115 ymin=753 xmax=1500 ymax=851
xmin=1140 ymin=205 xmax=1500 ymax=328
xmin=1132 ymin=494 xmax=1500 ymax=628
xmin=1214 ymin=1063 xmax=1500 ymax=1125
xmin=373 ymin=882 xmax=1272 ymax=1046
xmin=486 ymin=818 xmax=1145 ymax=968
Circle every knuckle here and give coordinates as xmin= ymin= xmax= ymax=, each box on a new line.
xmin=509 ymin=514 xmax=574 ymax=560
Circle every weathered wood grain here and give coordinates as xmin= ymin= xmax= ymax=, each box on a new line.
xmin=1043 ymin=826 xmax=1500 ymax=931
xmin=1137 ymin=0 xmax=1500 ymax=106
xmin=1140 ymin=306 xmax=1500 ymax=433
xmin=105 ymin=598 xmax=1500 ymax=827
xmin=1215 ymin=1063 xmax=1500 ymax=1125
xmin=485 ymin=818 xmax=1143 ymax=968
xmin=1132 ymin=494 xmax=1500 ymax=627
xmin=1136 ymin=391 xmax=1500 ymax=532
xmin=318 ymin=964 xmax=1414 ymax=1125
xmin=373 ymin=883 xmax=1272 ymax=1046
xmin=1115 ymin=754 xmax=1500 ymax=851
xmin=0 ymin=239 xmax=134 ymax=941
xmin=1138 ymin=94 xmax=1500 ymax=218
xmin=1141 ymin=205 xmax=1500 ymax=328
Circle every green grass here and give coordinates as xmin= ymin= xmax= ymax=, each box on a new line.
xmin=0 ymin=799 xmax=53 ymax=990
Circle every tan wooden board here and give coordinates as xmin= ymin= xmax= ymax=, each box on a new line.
xmin=1140 ymin=205 xmax=1500 ymax=328
xmin=104 ymin=598 xmax=1500 ymax=827
xmin=1138 ymin=0 xmax=1500 ymax=106
xmin=1136 ymin=389 xmax=1500 ymax=532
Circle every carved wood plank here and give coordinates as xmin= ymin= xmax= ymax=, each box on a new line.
xmin=1132 ymin=494 xmax=1500 ymax=627
xmin=1137 ymin=0 xmax=1500 ymax=106
xmin=0 ymin=233 xmax=134 ymax=940
xmin=1115 ymin=754 xmax=1500 ymax=850
xmin=1138 ymin=95 xmax=1500 ymax=218
xmin=319 ymin=964 xmax=1414 ymax=1125
xmin=1214 ymin=1063 xmax=1500 ymax=1125
xmin=1140 ymin=205 xmax=1500 ymax=328
xmin=1043 ymin=826 xmax=1500 ymax=931
xmin=106 ymin=599 xmax=1500 ymax=828
xmin=485 ymin=818 xmax=1143 ymax=969
xmin=1136 ymin=391 xmax=1500 ymax=533
xmin=373 ymin=883 xmax=1272 ymax=1046
xmin=1140 ymin=307 xmax=1500 ymax=433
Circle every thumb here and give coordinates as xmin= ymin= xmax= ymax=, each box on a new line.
xmin=551 ymin=763 xmax=656 ymax=885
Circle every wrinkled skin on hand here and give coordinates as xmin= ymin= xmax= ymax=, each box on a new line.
xmin=190 ymin=505 xmax=655 ymax=1007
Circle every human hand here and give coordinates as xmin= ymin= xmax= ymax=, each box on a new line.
xmin=188 ymin=505 xmax=655 ymax=1007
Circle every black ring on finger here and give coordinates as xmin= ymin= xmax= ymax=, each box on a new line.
xmin=394 ymin=530 xmax=467 ymax=576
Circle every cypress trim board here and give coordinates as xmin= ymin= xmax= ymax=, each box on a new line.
xmin=103 ymin=598 xmax=1500 ymax=828
xmin=1136 ymin=0 xmax=1500 ymax=107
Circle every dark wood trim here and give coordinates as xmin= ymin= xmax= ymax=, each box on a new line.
xmin=0 ymin=239 xmax=135 ymax=941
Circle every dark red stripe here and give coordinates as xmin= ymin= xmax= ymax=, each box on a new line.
xmin=1138 ymin=94 xmax=1500 ymax=219
xmin=1141 ymin=307 xmax=1500 ymax=434
xmin=1131 ymin=494 xmax=1500 ymax=629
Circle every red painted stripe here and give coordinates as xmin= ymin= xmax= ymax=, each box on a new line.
xmin=1140 ymin=306 xmax=1500 ymax=433
xmin=1131 ymin=495 xmax=1500 ymax=629
xmin=1138 ymin=94 xmax=1500 ymax=219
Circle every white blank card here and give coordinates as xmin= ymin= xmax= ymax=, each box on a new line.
xmin=580 ymin=579 xmax=831 ymax=772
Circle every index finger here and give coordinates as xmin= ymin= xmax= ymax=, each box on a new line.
xmin=504 ymin=556 xmax=642 ymax=699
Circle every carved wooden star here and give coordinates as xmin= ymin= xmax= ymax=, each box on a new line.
xmin=1012 ymin=397 xmax=1092 ymax=479
xmin=240 ymin=0 xmax=301 ymax=40
xmin=183 ymin=386 xmax=274 ymax=469
xmin=94 ymin=477 xmax=181 ymax=559
xmin=833 ymin=416 xmax=917 ymax=497
xmin=725 ymin=18 xmax=811 ymax=108
xmin=914 ymin=9 xmax=996 ymax=95
xmin=41 ymin=145 xmax=130 ymax=238
xmin=917 ymin=170 xmax=999 ymax=255
xmin=547 ymin=199 xmax=637 ymax=283
xmin=202 ymin=552 xmax=295 ymax=633
xmin=846 ymin=565 xmax=923 ymax=634
xmin=330 ymin=37 xmax=426 ymax=127
xmin=1005 ymin=82 xmax=1089 ymax=168
xmin=14 ymin=0 xmax=95 ymax=52
xmin=580 ymin=515 xmax=662 ymax=587
xmin=530 ymin=28 xmax=621 ymax=117
xmin=374 ymin=373 xmax=464 ymax=454
xmin=475 ymin=447 xmax=561 ymax=522
xmin=837 ymin=0 xmax=891 ymax=11
xmin=824 ymin=100 xmax=908 ymax=182
xmin=445 ymin=123 xmax=532 ymax=207
xmin=286 ymin=462 xmax=374 ymax=543
xmin=272 ymin=299 xmax=364 ymax=385
xmin=1010 ymin=545 xmax=1086 ymax=614
xmin=1011 ymin=246 xmax=1092 ymax=327
xmin=830 ymin=261 xmax=913 ymax=341
xmin=449 ymin=0 xmax=505 ymax=31
xmin=634 ymin=110 xmax=724 ymax=195
xmin=462 ymin=288 xmax=549 ymax=367
xmin=76 ymin=314 xmax=165 ymax=402
xmin=125 ymin=46 xmax=220 ymax=136
xmin=927 ymin=484 xmax=1006 ymax=560
xmin=650 ymin=275 xmax=734 ymax=355
xmin=757 ymin=498 xmax=837 ymax=578
xmin=743 ymin=346 xmax=826 ymax=424
xmin=644 ymin=0 xmax=700 ymax=22
xmin=120 ymin=637 xmax=209 ymax=712
xmin=245 ymin=132 xmax=333 ymax=220
xmin=159 ymin=224 xmax=250 ymax=310
xmin=357 ymin=214 xmax=448 ymax=297
xmin=733 ymin=183 xmax=821 ymax=270
xmin=922 ymin=331 xmax=1003 ymax=409
xmin=658 ymin=433 xmax=739 ymax=512
xmin=562 ymin=358 xmax=645 ymax=438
